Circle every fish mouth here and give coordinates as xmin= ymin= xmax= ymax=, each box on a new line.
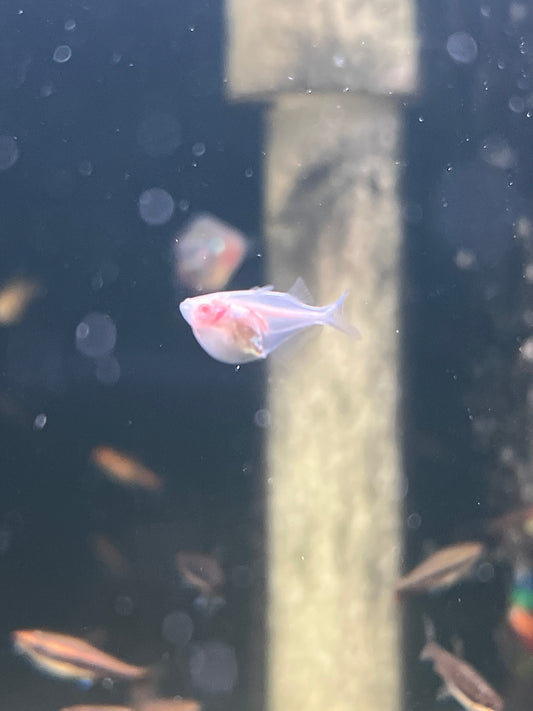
xmin=179 ymin=299 xmax=192 ymax=323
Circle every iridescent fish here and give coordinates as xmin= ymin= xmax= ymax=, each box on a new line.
xmin=179 ymin=279 xmax=359 ymax=364
xmin=173 ymin=214 xmax=248 ymax=293
xmin=420 ymin=634 xmax=504 ymax=711
xmin=91 ymin=446 xmax=164 ymax=492
xmin=395 ymin=541 xmax=484 ymax=595
xmin=12 ymin=629 xmax=148 ymax=684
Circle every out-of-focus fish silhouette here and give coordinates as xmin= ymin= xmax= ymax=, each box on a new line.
xmin=173 ymin=214 xmax=248 ymax=293
xmin=60 ymin=706 xmax=133 ymax=711
xmin=138 ymin=699 xmax=201 ymax=711
xmin=395 ymin=541 xmax=484 ymax=595
xmin=91 ymin=446 xmax=164 ymax=491
xmin=0 ymin=276 xmax=44 ymax=325
xmin=179 ymin=278 xmax=359 ymax=364
xmin=420 ymin=618 xmax=504 ymax=711
xmin=90 ymin=534 xmax=131 ymax=579
xmin=175 ymin=552 xmax=225 ymax=613
xmin=12 ymin=629 xmax=148 ymax=684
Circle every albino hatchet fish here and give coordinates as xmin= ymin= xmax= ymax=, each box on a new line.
xmin=179 ymin=278 xmax=360 ymax=364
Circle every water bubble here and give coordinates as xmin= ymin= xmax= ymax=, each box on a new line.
xmin=162 ymin=611 xmax=194 ymax=648
xmin=53 ymin=45 xmax=72 ymax=63
xmin=407 ymin=512 xmax=421 ymax=530
xmin=137 ymin=111 xmax=181 ymax=157
xmin=254 ymin=409 xmax=271 ymax=428
xmin=476 ymin=561 xmax=494 ymax=582
xmin=189 ymin=641 xmax=238 ymax=694
xmin=33 ymin=413 xmax=47 ymax=430
xmin=178 ymin=198 xmax=190 ymax=212
xmin=102 ymin=677 xmax=114 ymax=691
xmin=454 ymin=248 xmax=476 ymax=269
xmin=0 ymin=136 xmax=19 ymax=170
xmin=114 ymin=594 xmax=134 ymax=616
xmin=110 ymin=52 xmax=122 ymax=65
xmin=446 ymin=31 xmax=478 ymax=64
xmin=192 ymin=142 xmax=206 ymax=157
xmin=138 ymin=187 xmax=175 ymax=226
xmin=95 ymin=355 xmax=120 ymax=384
xmin=76 ymin=312 xmax=117 ymax=358
xmin=480 ymin=135 xmax=516 ymax=169
xmin=244 ymin=167 xmax=253 ymax=178
xmin=509 ymin=95 xmax=525 ymax=113
xmin=480 ymin=5 xmax=491 ymax=17
xmin=64 ymin=18 xmax=76 ymax=31
xmin=520 ymin=39 xmax=528 ymax=55
xmin=78 ymin=159 xmax=93 ymax=176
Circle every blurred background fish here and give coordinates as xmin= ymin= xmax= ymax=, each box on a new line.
xmin=173 ymin=214 xmax=249 ymax=293
xmin=175 ymin=551 xmax=225 ymax=614
xmin=0 ymin=276 xmax=44 ymax=325
xmin=91 ymin=446 xmax=164 ymax=492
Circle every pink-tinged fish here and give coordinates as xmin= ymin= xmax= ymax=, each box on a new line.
xmin=173 ymin=214 xmax=248 ymax=293
xmin=179 ymin=279 xmax=359 ymax=364
xmin=12 ymin=629 xmax=148 ymax=684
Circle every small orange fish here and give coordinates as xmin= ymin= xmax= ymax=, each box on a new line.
xmin=12 ymin=629 xmax=148 ymax=684
xmin=395 ymin=541 xmax=484 ymax=595
xmin=173 ymin=214 xmax=248 ymax=292
xmin=179 ymin=279 xmax=359 ymax=364
xmin=90 ymin=534 xmax=131 ymax=579
xmin=91 ymin=446 xmax=163 ymax=491
xmin=0 ymin=276 xmax=43 ymax=325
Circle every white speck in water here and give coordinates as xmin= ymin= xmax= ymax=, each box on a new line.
xmin=234 ymin=365 xmax=240 ymax=372
xmin=254 ymin=409 xmax=271 ymax=428
xmin=138 ymin=187 xmax=175 ymax=226
xmin=418 ymin=115 xmax=424 ymax=123
xmin=78 ymin=159 xmax=93 ymax=176
xmin=189 ymin=641 xmax=238 ymax=694
xmin=76 ymin=312 xmax=117 ymax=358
xmin=446 ymin=31 xmax=478 ymax=64
xmin=520 ymin=39 xmax=528 ymax=55
xmin=162 ymin=611 xmax=194 ymax=648
xmin=0 ymin=136 xmax=19 ymax=170
xmin=64 ymin=18 xmax=76 ymax=31
xmin=480 ymin=134 xmax=516 ymax=169
xmin=53 ymin=45 xmax=72 ymax=63
xmin=33 ymin=413 xmax=47 ymax=430
xmin=192 ymin=142 xmax=206 ymax=157
xmin=509 ymin=95 xmax=525 ymax=113
xmin=407 ymin=513 xmax=421 ymax=530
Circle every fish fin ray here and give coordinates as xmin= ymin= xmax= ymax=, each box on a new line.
xmin=327 ymin=291 xmax=361 ymax=339
xmin=288 ymin=277 xmax=314 ymax=305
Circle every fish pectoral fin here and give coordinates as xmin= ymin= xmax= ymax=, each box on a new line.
xmin=435 ymin=684 xmax=451 ymax=702
xmin=288 ymin=276 xmax=314 ymax=305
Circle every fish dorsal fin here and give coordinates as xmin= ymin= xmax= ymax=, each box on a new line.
xmin=251 ymin=285 xmax=274 ymax=292
xmin=288 ymin=277 xmax=314 ymax=304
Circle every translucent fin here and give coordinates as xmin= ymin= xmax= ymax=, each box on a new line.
xmin=326 ymin=291 xmax=361 ymax=339
xmin=288 ymin=277 xmax=314 ymax=304
xmin=251 ymin=285 xmax=274 ymax=292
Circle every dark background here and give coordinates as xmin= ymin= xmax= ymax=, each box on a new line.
xmin=0 ymin=0 xmax=533 ymax=710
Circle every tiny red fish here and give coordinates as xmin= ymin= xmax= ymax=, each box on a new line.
xmin=179 ymin=278 xmax=359 ymax=364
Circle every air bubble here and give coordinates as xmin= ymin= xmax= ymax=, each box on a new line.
xmin=53 ymin=45 xmax=72 ymax=63
xmin=192 ymin=142 xmax=206 ymax=157
xmin=446 ymin=31 xmax=478 ymax=64
xmin=138 ymin=188 xmax=175 ymax=226
xmin=76 ymin=312 xmax=117 ymax=358
xmin=33 ymin=413 xmax=47 ymax=430
xmin=64 ymin=18 xmax=76 ymax=31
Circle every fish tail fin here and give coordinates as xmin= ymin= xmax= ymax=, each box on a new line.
xmin=326 ymin=291 xmax=361 ymax=339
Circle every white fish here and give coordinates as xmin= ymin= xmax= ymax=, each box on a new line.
xmin=179 ymin=278 xmax=359 ymax=364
